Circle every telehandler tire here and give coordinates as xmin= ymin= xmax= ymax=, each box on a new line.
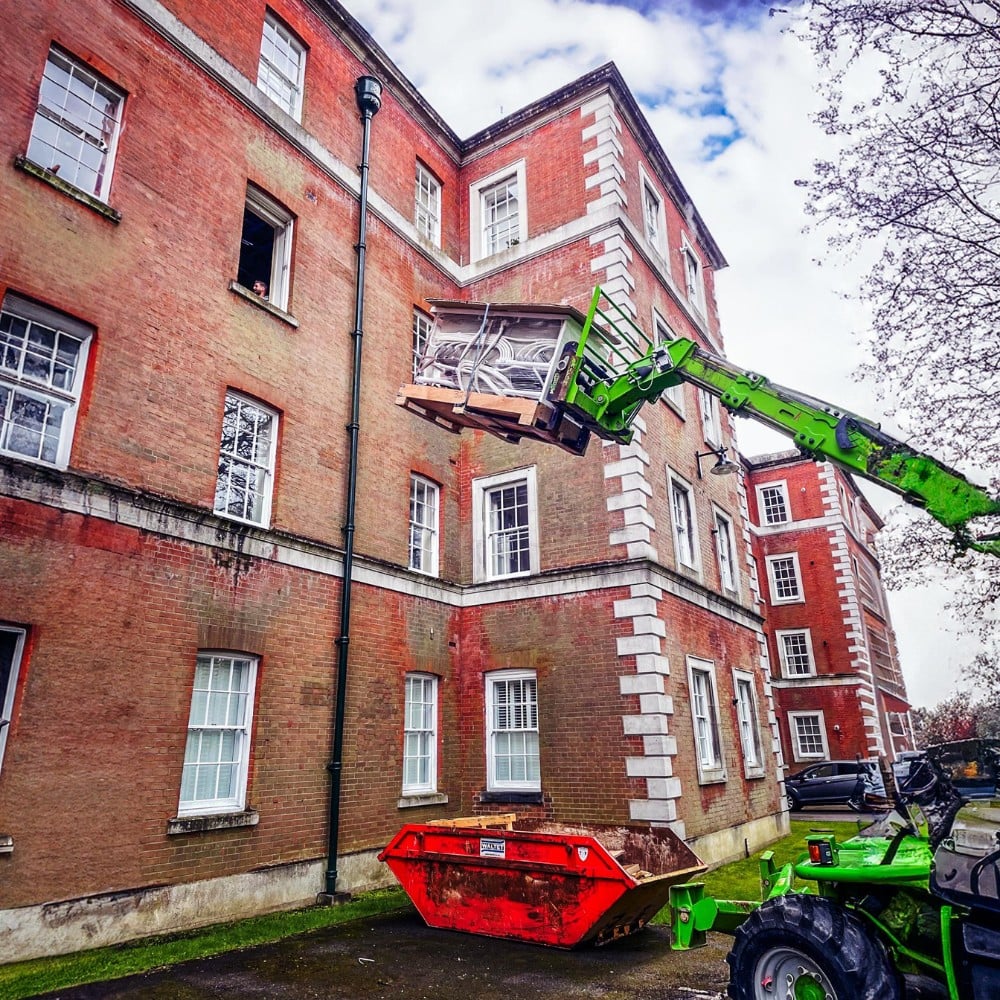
xmin=726 ymin=893 xmax=900 ymax=1000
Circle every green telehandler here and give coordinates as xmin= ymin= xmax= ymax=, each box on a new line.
xmin=399 ymin=286 xmax=1000 ymax=998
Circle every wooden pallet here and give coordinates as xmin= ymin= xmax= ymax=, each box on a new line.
xmin=395 ymin=384 xmax=591 ymax=456
xmin=426 ymin=813 xmax=517 ymax=830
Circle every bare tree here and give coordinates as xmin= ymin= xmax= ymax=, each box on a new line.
xmin=795 ymin=2 xmax=1000 ymax=653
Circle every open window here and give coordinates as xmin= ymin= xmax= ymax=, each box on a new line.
xmin=0 ymin=627 xmax=26 ymax=775
xmin=237 ymin=185 xmax=294 ymax=311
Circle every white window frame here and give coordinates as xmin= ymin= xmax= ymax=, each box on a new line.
xmin=257 ymin=10 xmax=306 ymax=121
xmin=668 ymin=470 xmax=700 ymax=572
xmin=470 ymin=160 xmax=527 ymax=261
xmin=472 ymin=467 xmax=539 ymax=583
xmin=239 ymin=185 xmax=294 ymax=311
xmin=0 ymin=626 xmax=27 ymax=775
xmin=681 ymin=235 xmax=706 ymax=314
xmin=653 ymin=310 xmax=685 ymax=415
xmin=839 ymin=484 xmax=855 ymax=531
xmin=766 ymin=553 xmax=804 ymax=604
xmin=713 ymin=507 xmax=739 ymax=596
xmin=776 ymin=628 xmax=816 ymax=677
xmin=412 ymin=308 xmax=432 ymax=381
xmin=408 ymin=474 xmax=440 ymax=577
xmin=639 ymin=165 xmax=666 ymax=256
xmin=27 ymin=46 xmax=125 ymax=202
xmin=414 ymin=162 xmax=441 ymax=246
xmin=486 ymin=669 xmax=540 ymax=793
xmin=402 ymin=673 xmax=438 ymax=795
xmin=687 ymin=657 xmax=725 ymax=783
xmin=0 ymin=293 xmax=92 ymax=470
xmin=756 ymin=481 xmax=790 ymax=526
xmin=214 ymin=391 xmax=279 ymax=527
xmin=888 ymin=712 xmax=907 ymax=738
xmin=789 ymin=710 xmax=829 ymax=762
xmin=699 ymin=389 xmax=723 ymax=447
xmin=733 ymin=669 xmax=763 ymax=774
xmin=178 ymin=652 xmax=258 ymax=816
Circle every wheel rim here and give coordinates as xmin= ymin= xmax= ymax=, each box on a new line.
xmin=752 ymin=946 xmax=835 ymax=1000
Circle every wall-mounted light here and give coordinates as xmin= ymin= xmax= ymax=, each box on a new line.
xmin=695 ymin=445 xmax=740 ymax=478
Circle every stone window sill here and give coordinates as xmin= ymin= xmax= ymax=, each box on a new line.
xmin=167 ymin=809 xmax=259 ymax=835
xmin=696 ymin=769 xmax=728 ymax=786
xmin=14 ymin=155 xmax=121 ymax=224
xmin=229 ymin=280 xmax=299 ymax=328
xmin=397 ymin=792 xmax=449 ymax=809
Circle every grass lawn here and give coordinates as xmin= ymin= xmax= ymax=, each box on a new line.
xmin=686 ymin=817 xmax=863 ymax=904
xmin=0 ymin=818 xmax=867 ymax=1000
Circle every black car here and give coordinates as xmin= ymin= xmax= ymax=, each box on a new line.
xmin=784 ymin=759 xmax=881 ymax=811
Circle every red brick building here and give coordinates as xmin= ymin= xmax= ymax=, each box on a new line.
xmin=744 ymin=451 xmax=914 ymax=777
xmin=0 ymin=0 xmax=786 ymax=958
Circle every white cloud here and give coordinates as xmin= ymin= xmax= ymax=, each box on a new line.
xmin=345 ymin=0 xmax=982 ymax=707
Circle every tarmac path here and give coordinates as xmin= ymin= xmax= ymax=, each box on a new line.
xmin=39 ymin=909 xmax=732 ymax=1000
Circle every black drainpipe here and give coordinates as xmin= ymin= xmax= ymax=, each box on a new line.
xmin=323 ymin=74 xmax=382 ymax=900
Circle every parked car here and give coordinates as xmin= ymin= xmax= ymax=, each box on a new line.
xmin=784 ymin=759 xmax=881 ymax=811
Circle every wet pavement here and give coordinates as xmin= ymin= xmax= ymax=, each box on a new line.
xmin=39 ymin=908 xmax=732 ymax=999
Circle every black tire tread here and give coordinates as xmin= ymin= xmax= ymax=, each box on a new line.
xmin=725 ymin=894 xmax=900 ymax=1000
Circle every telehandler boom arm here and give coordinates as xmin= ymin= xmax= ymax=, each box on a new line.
xmin=552 ymin=288 xmax=1000 ymax=556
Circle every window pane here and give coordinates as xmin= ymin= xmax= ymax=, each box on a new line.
xmin=760 ymin=486 xmax=788 ymax=524
xmin=781 ymin=632 xmax=812 ymax=674
xmin=415 ymin=165 xmax=440 ymax=243
xmin=483 ymin=176 xmax=519 ymax=255
xmin=487 ymin=482 xmax=530 ymax=576
xmin=770 ymin=557 xmax=800 ymax=599
xmin=795 ymin=715 xmax=824 ymax=756
xmin=402 ymin=674 xmax=436 ymax=793
xmin=27 ymin=48 xmax=123 ymax=199
xmin=215 ymin=394 xmax=276 ymax=525
xmin=179 ymin=655 xmax=255 ymax=813
xmin=716 ymin=514 xmax=735 ymax=590
xmin=489 ymin=675 xmax=539 ymax=788
xmin=412 ymin=310 xmax=432 ymax=381
xmin=643 ymin=185 xmax=660 ymax=242
xmin=408 ymin=475 xmax=439 ymax=575
xmin=258 ymin=15 xmax=305 ymax=118
xmin=671 ymin=481 xmax=694 ymax=566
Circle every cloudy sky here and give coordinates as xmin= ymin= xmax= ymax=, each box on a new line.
xmin=346 ymin=0 xmax=980 ymax=708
